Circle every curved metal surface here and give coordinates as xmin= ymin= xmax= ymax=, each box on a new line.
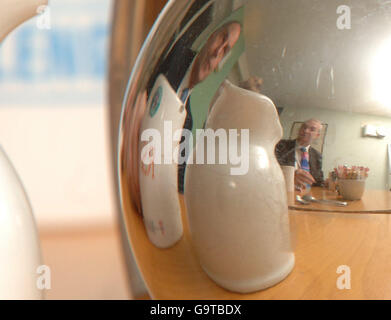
xmin=109 ymin=0 xmax=167 ymax=298
xmin=117 ymin=0 xmax=391 ymax=298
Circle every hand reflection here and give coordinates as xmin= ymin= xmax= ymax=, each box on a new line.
xmin=294 ymin=168 xmax=315 ymax=191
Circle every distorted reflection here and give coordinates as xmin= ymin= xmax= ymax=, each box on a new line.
xmin=178 ymin=21 xmax=241 ymax=193
xmin=117 ymin=0 xmax=391 ymax=299
xmin=371 ymin=37 xmax=391 ymax=107
xmin=119 ymin=0 xmax=391 ymax=252
xmin=134 ymin=9 xmax=242 ymax=247
xmin=243 ymin=0 xmax=391 ymax=194
xmin=124 ymin=0 xmax=215 ymax=217
xmin=275 ymin=119 xmax=324 ymax=192
xmin=184 ymin=79 xmax=294 ymax=293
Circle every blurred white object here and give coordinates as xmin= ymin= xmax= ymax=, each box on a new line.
xmin=0 ymin=0 xmax=48 ymax=42
xmin=139 ymin=74 xmax=186 ymax=248
xmin=281 ymin=165 xmax=295 ymax=203
xmin=0 ymin=146 xmax=42 ymax=299
xmin=0 ymin=0 xmax=46 ymax=299
xmin=363 ymin=124 xmax=377 ymax=137
xmin=185 ymin=80 xmax=294 ymax=293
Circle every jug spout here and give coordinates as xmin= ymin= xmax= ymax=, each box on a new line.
xmin=0 ymin=0 xmax=48 ymax=42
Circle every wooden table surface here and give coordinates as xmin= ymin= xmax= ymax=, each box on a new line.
xmin=288 ymin=187 xmax=391 ymax=213
xmin=121 ymin=189 xmax=391 ymax=299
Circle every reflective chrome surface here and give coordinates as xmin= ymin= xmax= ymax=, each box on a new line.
xmin=109 ymin=0 xmax=167 ymax=299
xmin=117 ymin=0 xmax=391 ymax=298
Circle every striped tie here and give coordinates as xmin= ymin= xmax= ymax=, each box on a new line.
xmin=300 ymin=147 xmax=310 ymax=172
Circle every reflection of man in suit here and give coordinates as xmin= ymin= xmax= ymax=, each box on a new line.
xmin=275 ymin=119 xmax=324 ymax=190
xmin=177 ymin=21 xmax=242 ymax=193
xmin=146 ymin=16 xmax=242 ymax=194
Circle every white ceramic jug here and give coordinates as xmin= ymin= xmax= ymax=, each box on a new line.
xmin=0 ymin=0 xmax=47 ymax=299
xmin=0 ymin=146 xmax=43 ymax=299
xmin=139 ymin=74 xmax=186 ymax=248
xmin=184 ymin=80 xmax=295 ymax=293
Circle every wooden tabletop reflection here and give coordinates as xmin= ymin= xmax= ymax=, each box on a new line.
xmin=288 ymin=187 xmax=391 ymax=213
xmin=120 ymin=180 xmax=391 ymax=299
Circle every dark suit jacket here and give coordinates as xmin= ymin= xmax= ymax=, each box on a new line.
xmin=178 ymin=99 xmax=192 ymax=193
xmin=275 ymin=139 xmax=324 ymax=186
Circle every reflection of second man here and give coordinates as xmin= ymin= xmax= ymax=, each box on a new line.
xmin=275 ymin=119 xmax=324 ymax=191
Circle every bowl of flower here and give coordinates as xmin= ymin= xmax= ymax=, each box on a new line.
xmin=334 ymin=165 xmax=369 ymax=200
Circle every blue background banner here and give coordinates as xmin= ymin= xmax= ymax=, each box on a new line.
xmin=0 ymin=0 xmax=112 ymax=106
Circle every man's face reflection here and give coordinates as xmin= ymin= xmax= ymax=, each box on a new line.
xmin=189 ymin=22 xmax=241 ymax=88
xmin=298 ymin=120 xmax=322 ymax=146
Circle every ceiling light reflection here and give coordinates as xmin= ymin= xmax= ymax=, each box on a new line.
xmin=371 ymin=37 xmax=391 ymax=107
